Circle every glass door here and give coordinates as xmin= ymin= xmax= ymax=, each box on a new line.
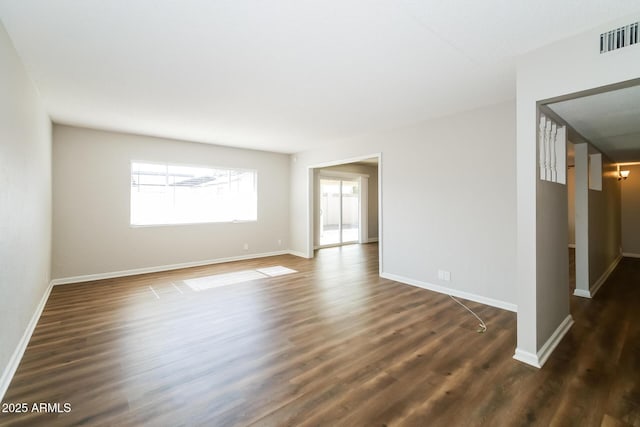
xmin=319 ymin=178 xmax=360 ymax=246
xmin=341 ymin=180 xmax=359 ymax=243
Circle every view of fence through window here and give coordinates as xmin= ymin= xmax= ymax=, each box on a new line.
xmin=319 ymin=178 xmax=360 ymax=246
xmin=131 ymin=162 xmax=257 ymax=225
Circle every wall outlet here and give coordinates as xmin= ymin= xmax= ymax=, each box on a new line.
xmin=438 ymin=270 xmax=451 ymax=281
xmin=243 ymin=243 xmax=249 ymax=251
xmin=278 ymin=239 xmax=282 ymax=246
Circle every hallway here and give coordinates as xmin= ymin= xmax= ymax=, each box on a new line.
xmin=563 ymin=257 xmax=640 ymax=426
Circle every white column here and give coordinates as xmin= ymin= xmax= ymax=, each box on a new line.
xmin=550 ymin=122 xmax=557 ymax=182
xmin=539 ymin=115 xmax=547 ymax=180
xmin=544 ymin=119 xmax=553 ymax=181
xmin=574 ymin=143 xmax=591 ymax=297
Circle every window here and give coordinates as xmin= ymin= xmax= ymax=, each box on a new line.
xmin=131 ymin=162 xmax=257 ymax=226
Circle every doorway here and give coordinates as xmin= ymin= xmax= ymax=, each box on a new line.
xmin=319 ymin=177 xmax=360 ymax=247
xmin=306 ymin=154 xmax=381 ymax=268
xmin=543 ymin=81 xmax=640 ymax=299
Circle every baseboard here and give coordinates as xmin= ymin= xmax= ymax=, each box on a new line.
xmin=573 ymin=288 xmax=592 ymax=298
xmin=51 ymin=250 xmax=292 ymax=285
xmin=513 ymin=314 xmax=574 ymax=369
xmin=590 ymin=255 xmax=622 ymax=298
xmin=288 ymin=250 xmax=310 ymax=258
xmin=622 ymin=252 xmax=640 ymax=259
xmin=380 ymin=272 xmax=517 ymax=312
xmin=572 ymin=255 xmax=622 ymax=299
xmin=368 ymin=237 xmax=379 ymax=243
xmin=0 ymin=280 xmax=53 ymax=402
xmin=513 ymin=349 xmax=541 ymax=368
xmin=568 ymin=243 xmax=576 ymax=249
xmin=536 ymin=315 xmax=574 ymax=367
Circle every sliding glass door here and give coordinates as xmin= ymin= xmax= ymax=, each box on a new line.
xmin=319 ymin=178 xmax=360 ymax=247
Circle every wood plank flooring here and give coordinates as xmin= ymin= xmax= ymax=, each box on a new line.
xmin=1 ymin=243 xmax=639 ymax=426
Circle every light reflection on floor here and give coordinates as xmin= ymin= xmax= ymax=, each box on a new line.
xmin=183 ymin=266 xmax=298 ymax=291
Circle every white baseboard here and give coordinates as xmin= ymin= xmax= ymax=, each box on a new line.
xmin=0 ymin=280 xmax=53 ymax=402
xmin=572 ymin=255 xmax=622 ymax=299
xmin=288 ymin=250 xmax=310 ymax=258
xmin=367 ymin=237 xmax=379 ymax=243
xmin=568 ymin=243 xmax=576 ymax=249
xmin=513 ymin=314 xmax=574 ymax=369
xmin=513 ymin=349 xmax=541 ymax=368
xmin=590 ymin=255 xmax=622 ymax=298
xmin=51 ymin=250 xmax=292 ymax=285
xmin=536 ymin=315 xmax=574 ymax=367
xmin=622 ymin=252 xmax=640 ymax=259
xmin=573 ymin=288 xmax=592 ymax=298
xmin=380 ymin=272 xmax=517 ymax=312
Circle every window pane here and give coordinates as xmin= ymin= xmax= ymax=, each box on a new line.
xmin=319 ymin=178 xmax=341 ymax=246
xmin=342 ymin=180 xmax=359 ymax=243
xmin=131 ymin=162 xmax=257 ymax=225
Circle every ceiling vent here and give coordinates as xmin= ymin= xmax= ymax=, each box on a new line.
xmin=600 ymin=22 xmax=638 ymax=53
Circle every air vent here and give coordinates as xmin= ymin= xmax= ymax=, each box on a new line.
xmin=600 ymin=22 xmax=638 ymax=54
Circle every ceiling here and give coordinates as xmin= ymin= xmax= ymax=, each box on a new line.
xmin=1 ymin=1 xmax=639 ymax=153
xmin=548 ymin=85 xmax=640 ymax=162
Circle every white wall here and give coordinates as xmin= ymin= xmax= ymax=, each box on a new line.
xmin=515 ymin=12 xmax=640 ymax=365
xmin=315 ymin=162 xmax=379 ymax=242
xmin=290 ymin=101 xmax=517 ymax=310
xmin=0 ymin=22 xmax=52 ymax=397
xmin=52 ymin=125 xmax=290 ymax=280
xmin=621 ymin=164 xmax=640 ymax=256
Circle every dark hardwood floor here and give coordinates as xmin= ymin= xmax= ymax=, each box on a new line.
xmin=1 ymin=244 xmax=639 ymax=426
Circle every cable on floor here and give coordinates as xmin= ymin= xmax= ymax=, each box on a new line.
xmin=449 ymin=295 xmax=487 ymax=333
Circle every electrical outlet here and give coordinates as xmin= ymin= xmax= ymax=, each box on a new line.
xmin=278 ymin=239 xmax=282 ymax=246
xmin=243 ymin=243 xmax=249 ymax=251
xmin=438 ymin=270 xmax=451 ymax=281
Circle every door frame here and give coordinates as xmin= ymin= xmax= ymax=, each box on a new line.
xmin=306 ymin=153 xmax=383 ymax=273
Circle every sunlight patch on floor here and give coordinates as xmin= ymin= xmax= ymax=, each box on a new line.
xmin=184 ymin=266 xmax=297 ymax=291
xmin=256 ymin=266 xmax=298 ymax=277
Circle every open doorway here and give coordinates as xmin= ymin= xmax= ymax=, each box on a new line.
xmin=306 ymin=154 xmax=381 ymax=266
xmin=543 ymin=81 xmax=640 ymax=300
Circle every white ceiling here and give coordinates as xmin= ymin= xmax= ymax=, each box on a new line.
xmin=548 ymin=85 xmax=640 ymax=162
xmin=1 ymin=1 xmax=639 ymax=153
